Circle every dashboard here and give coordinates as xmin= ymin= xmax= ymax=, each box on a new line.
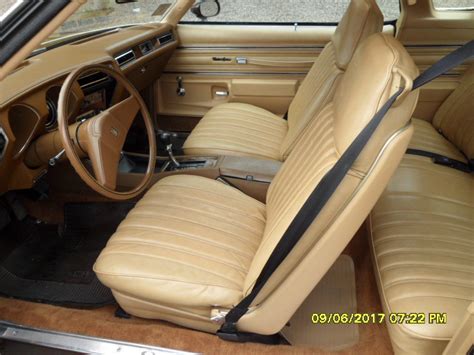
xmin=0 ymin=24 xmax=177 ymax=194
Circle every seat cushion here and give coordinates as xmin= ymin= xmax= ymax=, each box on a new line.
xmin=94 ymin=175 xmax=266 ymax=312
xmin=408 ymin=118 xmax=468 ymax=162
xmin=370 ymin=155 xmax=474 ymax=354
xmin=183 ymin=103 xmax=288 ymax=161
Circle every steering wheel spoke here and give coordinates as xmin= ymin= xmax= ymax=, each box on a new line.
xmin=83 ymin=96 xmax=139 ymax=189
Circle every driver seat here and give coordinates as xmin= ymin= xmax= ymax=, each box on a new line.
xmin=94 ymin=34 xmax=419 ymax=335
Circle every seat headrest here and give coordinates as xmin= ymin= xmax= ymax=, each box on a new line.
xmin=334 ymin=33 xmax=419 ymax=154
xmin=332 ymin=0 xmax=384 ymax=70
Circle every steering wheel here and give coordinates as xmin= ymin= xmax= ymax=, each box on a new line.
xmin=58 ymin=64 xmax=156 ymax=200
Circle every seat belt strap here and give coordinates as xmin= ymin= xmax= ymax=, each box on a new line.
xmin=218 ymin=40 xmax=474 ymax=341
xmin=406 ymin=148 xmax=472 ymax=173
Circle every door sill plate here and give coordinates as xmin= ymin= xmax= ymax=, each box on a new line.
xmin=0 ymin=321 xmax=195 ymax=355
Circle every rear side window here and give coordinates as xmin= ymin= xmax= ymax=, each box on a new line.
xmin=181 ymin=0 xmax=401 ymax=24
xmin=432 ymin=0 xmax=474 ymax=11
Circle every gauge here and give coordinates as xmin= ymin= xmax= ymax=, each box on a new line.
xmin=45 ymin=96 xmax=58 ymax=131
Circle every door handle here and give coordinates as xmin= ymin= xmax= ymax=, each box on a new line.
xmin=176 ymin=76 xmax=186 ymax=96
xmin=215 ymin=90 xmax=229 ymax=97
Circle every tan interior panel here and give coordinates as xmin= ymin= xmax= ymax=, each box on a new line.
xmin=176 ymin=24 xmax=335 ymax=47
xmin=156 ymin=25 xmax=329 ymax=124
xmin=396 ymin=0 xmax=474 ymax=122
xmin=164 ymin=48 xmax=319 ymax=74
xmin=157 ymin=73 xmax=306 ymax=119
xmin=396 ymin=0 xmax=474 ymax=45
xmin=406 ymin=45 xmax=473 ymax=75
xmin=411 ymin=77 xmax=459 ymax=121
xmin=407 ymin=45 xmax=472 ymax=119
xmin=231 ymin=79 xmax=299 ymax=97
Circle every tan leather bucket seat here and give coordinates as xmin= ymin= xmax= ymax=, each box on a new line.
xmin=182 ymin=0 xmax=383 ymax=161
xmin=94 ymin=33 xmax=419 ymax=335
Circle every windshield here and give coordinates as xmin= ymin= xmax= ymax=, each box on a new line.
xmin=0 ymin=0 xmax=174 ymax=46
xmin=49 ymin=0 xmax=174 ymax=43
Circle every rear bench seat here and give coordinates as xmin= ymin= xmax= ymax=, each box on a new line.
xmin=370 ymin=65 xmax=474 ymax=354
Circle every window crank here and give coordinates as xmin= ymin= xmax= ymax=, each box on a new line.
xmin=176 ymin=76 xmax=186 ymax=97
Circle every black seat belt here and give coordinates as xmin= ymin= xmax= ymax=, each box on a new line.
xmin=217 ymin=40 xmax=474 ymax=343
xmin=406 ymin=148 xmax=472 ymax=173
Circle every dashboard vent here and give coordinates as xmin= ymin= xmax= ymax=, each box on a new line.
xmin=139 ymin=40 xmax=154 ymax=55
xmin=158 ymin=32 xmax=173 ymax=46
xmin=0 ymin=127 xmax=8 ymax=161
xmin=115 ymin=49 xmax=136 ymax=67
xmin=78 ymin=71 xmax=109 ymax=89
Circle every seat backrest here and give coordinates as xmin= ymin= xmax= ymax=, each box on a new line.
xmin=242 ymin=34 xmax=419 ymax=318
xmin=281 ymin=0 xmax=383 ymax=159
xmin=432 ymin=64 xmax=474 ymax=160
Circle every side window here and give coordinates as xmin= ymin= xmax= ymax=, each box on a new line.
xmin=181 ymin=0 xmax=401 ymax=24
xmin=432 ymin=0 xmax=474 ymax=11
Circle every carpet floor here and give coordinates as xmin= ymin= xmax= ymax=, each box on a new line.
xmin=0 ymin=225 xmax=393 ymax=354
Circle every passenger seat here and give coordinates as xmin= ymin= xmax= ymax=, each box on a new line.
xmin=183 ymin=0 xmax=383 ymax=161
xmin=370 ymin=64 xmax=474 ymax=354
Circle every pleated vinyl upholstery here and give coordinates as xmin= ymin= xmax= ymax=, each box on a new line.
xmin=408 ymin=118 xmax=467 ymax=162
xmin=408 ymin=65 xmax=474 ymax=163
xmin=370 ymin=155 xmax=474 ymax=354
xmin=281 ymin=43 xmax=343 ymax=159
xmin=183 ymin=103 xmax=288 ymax=160
xmin=432 ymin=65 xmax=474 ymax=160
xmin=95 ymin=175 xmax=266 ymax=308
xmin=243 ymin=104 xmax=339 ymax=292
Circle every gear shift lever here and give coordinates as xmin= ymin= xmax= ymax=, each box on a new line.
xmin=166 ymin=143 xmax=180 ymax=168
xmin=158 ymin=130 xmax=180 ymax=168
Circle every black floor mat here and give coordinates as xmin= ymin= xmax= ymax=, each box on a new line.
xmin=0 ymin=202 xmax=134 ymax=308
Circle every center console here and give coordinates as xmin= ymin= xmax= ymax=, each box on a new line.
xmin=118 ymin=154 xmax=282 ymax=202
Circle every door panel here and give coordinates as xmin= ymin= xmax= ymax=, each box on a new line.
xmin=164 ymin=48 xmax=318 ymax=74
xmin=156 ymin=24 xmax=331 ymax=131
xmin=157 ymin=74 xmax=304 ymax=118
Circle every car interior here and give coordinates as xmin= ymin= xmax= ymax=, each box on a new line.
xmin=0 ymin=0 xmax=472 ymax=354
